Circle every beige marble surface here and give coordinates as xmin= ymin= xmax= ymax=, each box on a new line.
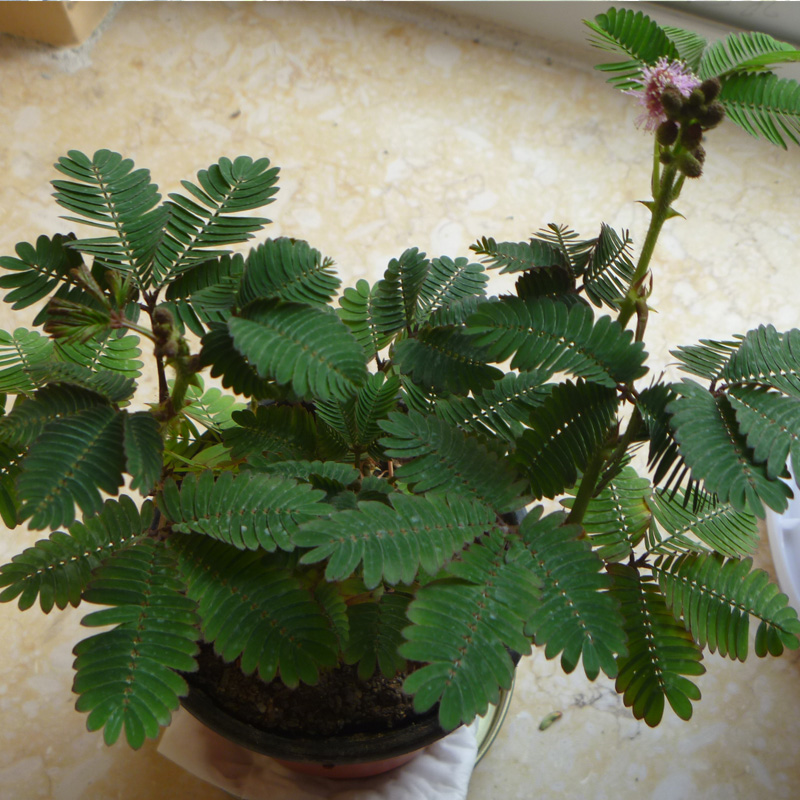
xmin=1 ymin=2 xmax=799 ymax=798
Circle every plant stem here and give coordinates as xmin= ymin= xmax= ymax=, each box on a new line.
xmin=565 ymin=447 xmax=607 ymax=528
xmin=617 ymin=161 xmax=679 ymax=331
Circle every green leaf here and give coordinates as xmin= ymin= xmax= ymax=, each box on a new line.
xmin=74 ymin=538 xmax=199 ymax=748
xmin=521 ymin=508 xmax=626 ymax=679
xmin=648 ymin=489 xmax=760 ymax=558
xmin=719 ymin=72 xmax=800 ymax=149
xmin=56 ymin=333 xmax=143 ymax=382
xmin=584 ymin=7 xmax=679 ymax=90
xmin=0 ymin=233 xmax=83 ymax=310
xmin=0 ymin=383 xmax=108 ymax=448
xmin=582 ymin=224 xmax=636 ymax=310
xmin=699 ymin=31 xmax=800 ymax=80
xmin=562 ymin=466 xmax=651 ymax=563
xmin=380 ymin=248 xmax=431 ymax=331
xmin=173 ymin=536 xmax=337 ymax=687
xmin=18 ymin=405 xmax=126 ymax=530
xmin=652 ymin=553 xmax=800 ymax=661
xmin=159 ymin=470 xmax=329 ymax=552
xmin=237 ymin=238 xmax=340 ymax=307
xmin=379 ymin=410 xmax=531 ymax=514
xmin=199 ymin=325 xmax=279 ymax=400
xmin=52 ymin=149 xmax=168 ymax=289
xmin=466 ymin=296 xmax=647 ymax=387
xmin=343 ymin=592 xmax=412 ymax=680
xmin=514 ymin=380 xmax=619 ymax=500
xmin=609 ymin=564 xmax=705 ymax=726
xmin=400 ymin=531 xmax=539 ymax=730
xmin=668 ymin=379 xmax=792 ymax=517
xmin=416 ymin=256 xmax=487 ymax=321
xmin=662 ymin=25 xmax=707 ymax=73
xmin=228 ymin=299 xmax=368 ymax=401
xmin=0 ymin=328 xmax=54 ymax=395
xmin=295 ymin=492 xmax=497 ymax=588
xmin=434 ymin=371 xmax=551 ymax=442
xmin=123 ymin=412 xmax=163 ymax=494
xmin=0 ymin=496 xmax=152 ymax=612
xmin=179 ymin=378 xmax=245 ymax=432
xmin=337 ymin=278 xmax=404 ymax=361
xmin=223 ymin=405 xmax=318 ymax=462
xmin=153 ymin=156 xmax=279 ymax=285
xmin=393 ymin=326 xmax=503 ymax=396
xmin=26 ymin=361 xmax=136 ymax=405
xmin=470 ymin=236 xmax=568 ymax=274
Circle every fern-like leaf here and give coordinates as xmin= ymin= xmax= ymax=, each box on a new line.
xmin=582 ymin=224 xmax=636 ymax=310
xmin=74 ymin=538 xmax=199 ymax=748
xmin=648 ymin=488 xmax=759 ymax=557
xmin=466 ymin=296 xmax=647 ymax=387
xmin=0 ymin=328 xmax=54 ymax=395
xmin=179 ymin=379 xmax=245 ymax=432
xmin=416 ymin=256 xmax=487 ymax=320
xmin=122 ymin=412 xmax=163 ymax=494
xmin=56 ymin=333 xmax=143 ymax=381
xmin=223 ymin=405 xmax=318 ymax=462
xmin=653 ymin=553 xmax=800 ymax=659
xmin=0 ymin=234 xmax=83 ymax=310
xmin=514 ymin=380 xmax=619 ymax=500
xmin=343 ymin=592 xmax=411 ymax=679
xmin=609 ymin=564 xmax=705 ymax=726
xmin=662 ymin=25 xmax=707 ymax=72
xmin=521 ymin=508 xmax=626 ymax=679
xmin=153 ymin=156 xmax=279 ymax=284
xmin=470 ymin=236 xmax=568 ymax=274
xmin=295 ymin=492 xmax=497 ymax=588
xmin=173 ymin=537 xmax=338 ymax=687
xmin=248 ymin=460 xmax=359 ymax=492
xmin=719 ymin=73 xmax=800 ymax=149
xmin=199 ymin=326 xmax=278 ymax=400
xmin=394 ymin=326 xmax=503 ymax=396
xmin=562 ymin=466 xmax=651 ymax=563
xmin=160 ymin=470 xmax=329 ymax=551
xmin=381 ymin=248 xmax=431 ymax=331
xmin=52 ymin=150 xmax=168 ymax=288
xmin=699 ymin=31 xmax=800 ymax=80
xmin=400 ymin=531 xmax=539 ymax=730
xmin=228 ymin=299 xmax=368 ymax=401
xmin=668 ymin=379 xmax=792 ymax=517
xmin=379 ymin=410 xmax=531 ymax=514
xmin=337 ymin=278 xmax=404 ymax=361
xmin=0 ymin=496 xmax=152 ymax=612
xmin=722 ymin=326 xmax=800 ymax=396
xmin=434 ymin=371 xmax=551 ymax=442
xmin=237 ymin=238 xmax=340 ymax=307
xmin=18 ymin=405 xmax=127 ymax=530
xmin=585 ymin=8 xmax=679 ymax=90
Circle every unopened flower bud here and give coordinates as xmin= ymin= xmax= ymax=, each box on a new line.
xmin=699 ymin=78 xmax=721 ymax=103
xmin=659 ymin=151 xmax=674 ymax=166
xmin=678 ymin=151 xmax=703 ymax=178
xmin=693 ymin=144 xmax=706 ymax=164
xmin=656 ymin=120 xmax=679 ymax=146
xmin=681 ymin=122 xmax=703 ymax=150
xmin=698 ymin=101 xmax=725 ymax=129
xmin=660 ymin=85 xmax=685 ymax=119
xmin=686 ymin=88 xmax=705 ymax=109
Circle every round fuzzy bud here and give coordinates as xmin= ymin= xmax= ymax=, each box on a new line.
xmin=699 ymin=101 xmax=725 ymax=129
xmin=681 ymin=122 xmax=703 ymax=150
xmin=659 ymin=151 xmax=675 ymax=166
xmin=660 ymin=85 xmax=685 ymax=119
xmin=693 ymin=144 xmax=706 ymax=164
xmin=686 ymin=88 xmax=705 ymax=110
xmin=656 ymin=120 xmax=679 ymax=146
xmin=699 ymin=78 xmax=721 ymax=103
xmin=678 ymin=152 xmax=703 ymax=178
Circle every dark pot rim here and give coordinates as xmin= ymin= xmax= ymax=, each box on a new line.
xmin=180 ymin=648 xmax=522 ymax=765
xmin=179 ymin=682 xmax=446 ymax=764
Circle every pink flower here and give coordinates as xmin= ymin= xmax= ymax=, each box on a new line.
xmin=627 ymin=58 xmax=701 ymax=131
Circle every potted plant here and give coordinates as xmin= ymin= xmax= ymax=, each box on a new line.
xmin=1 ymin=4 xmax=800 ymax=778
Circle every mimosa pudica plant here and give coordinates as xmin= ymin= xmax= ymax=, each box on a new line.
xmin=2 ymin=7 xmax=800 ymax=748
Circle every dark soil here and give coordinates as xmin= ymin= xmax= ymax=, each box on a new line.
xmin=186 ymin=642 xmax=435 ymax=739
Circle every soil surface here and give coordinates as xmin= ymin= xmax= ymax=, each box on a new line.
xmin=186 ymin=643 xmax=435 ymax=738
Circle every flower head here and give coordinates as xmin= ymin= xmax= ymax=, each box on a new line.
xmin=627 ymin=58 xmax=701 ymax=131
